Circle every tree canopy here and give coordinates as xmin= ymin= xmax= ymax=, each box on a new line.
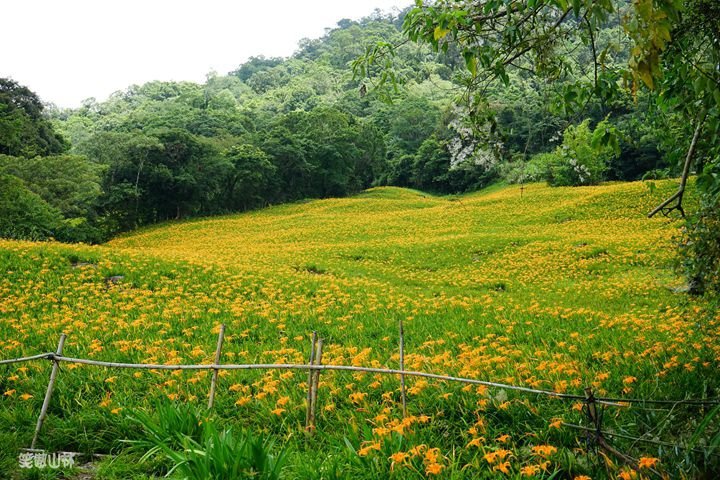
xmin=0 ymin=78 xmax=68 ymax=157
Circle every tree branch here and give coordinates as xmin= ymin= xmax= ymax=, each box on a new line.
xmin=501 ymin=8 xmax=572 ymax=68
xmin=648 ymin=114 xmax=706 ymax=218
xmin=584 ymin=15 xmax=598 ymax=92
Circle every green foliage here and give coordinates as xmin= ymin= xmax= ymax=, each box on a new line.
xmin=411 ymin=136 xmax=451 ymax=191
xmin=525 ymin=119 xmax=615 ymax=187
xmin=0 ymin=80 xmax=108 ymax=243
xmin=126 ymin=401 xmax=206 ymax=453
xmin=128 ymin=402 xmax=286 ymax=480
xmin=499 ymin=153 xmax=547 ymax=185
xmin=386 ymin=96 xmax=440 ymax=155
xmin=0 ymin=78 xmax=68 ymax=157
xmin=0 ymin=174 xmax=62 ymax=240
xmin=262 ymin=107 xmax=374 ymax=199
xmin=679 ymin=199 xmax=720 ymax=296
xmin=0 ymin=154 xmax=104 ymax=219
xmin=224 ymin=144 xmax=276 ymax=210
xmin=230 ymin=56 xmax=285 ymax=82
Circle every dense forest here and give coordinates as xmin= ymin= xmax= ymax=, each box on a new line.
xmin=2 ymin=9 xmax=673 ymax=241
xmin=1 ymin=4 xmax=717 ymax=293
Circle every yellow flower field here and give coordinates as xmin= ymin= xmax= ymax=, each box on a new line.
xmin=0 ymin=180 xmax=718 ymax=478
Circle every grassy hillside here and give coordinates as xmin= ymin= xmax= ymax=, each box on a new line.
xmin=1 ymin=181 xmax=718 ymax=478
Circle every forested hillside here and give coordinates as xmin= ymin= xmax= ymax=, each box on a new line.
xmin=2 ymin=8 xmax=675 ymax=244
xmin=1 ymin=2 xmax=720 ymax=477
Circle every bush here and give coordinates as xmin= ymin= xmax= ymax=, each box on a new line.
xmin=527 ymin=151 xmax=563 ymax=184
xmin=522 ymin=119 xmax=616 ymax=187
xmin=0 ymin=174 xmax=62 ymax=240
xmin=550 ymin=120 xmax=612 ymax=186
xmin=55 ymin=217 xmax=107 ymax=244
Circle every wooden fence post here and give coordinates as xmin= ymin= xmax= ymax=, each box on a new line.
xmin=308 ymin=338 xmax=324 ymax=431
xmin=584 ymin=387 xmax=600 ymax=435
xmin=305 ymin=332 xmax=317 ymax=429
xmin=31 ymin=334 xmax=66 ymax=449
xmin=399 ymin=319 xmax=407 ymax=419
xmin=207 ymin=324 xmax=226 ymax=409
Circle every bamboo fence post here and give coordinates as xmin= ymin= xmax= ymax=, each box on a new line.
xmin=207 ymin=324 xmax=226 ymax=409
xmin=399 ymin=319 xmax=407 ymax=419
xmin=308 ymin=338 xmax=324 ymax=431
xmin=584 ymin=387 xmax=601 ymax=440
xmin=305 ymin=332 xmax=317 ymax=429
xmin=31 ymin=334 xmax=66 ymax=450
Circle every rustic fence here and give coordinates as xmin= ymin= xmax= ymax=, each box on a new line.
xmin=2 ymin=322 xmax=718 ymax=473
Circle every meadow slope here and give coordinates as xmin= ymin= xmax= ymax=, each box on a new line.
xmin=1 ymin=181 xmax=718 ymax=478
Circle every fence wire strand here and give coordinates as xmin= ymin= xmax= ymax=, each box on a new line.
xmin=0 ymin=353 xmax=53 ymax=366
xmin=1 ymin=351 xmax=718 ymax=407
xmin=563 ymin=422 xmax=719 ymax=457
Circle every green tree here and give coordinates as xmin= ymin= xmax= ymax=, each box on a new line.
xmin=385 ymin=96 xmax=440 ymax=156
xmin=224 ymin=144 xmax=276 ymax=210
xmin=411 ymin=136 xmax=451 ymax=192
xmin=0 ymin=174 xmax=62 ymax=240
xmin=0 ymin=78 xmax=68 ymax=157
xmin=0 ymin=154 xmax=104 ymax=219
xmin=555 ymin=119 xmax=615 ymax=186
xmin=143 ymin=129 xmax=228 ymax=221
xmin=351 ymin=122 xmax=387 ymax=190
xmin=360 ymin=0 xmax=719 ymax=290
xmin=265 ymin=108 xmax=364 ymax=199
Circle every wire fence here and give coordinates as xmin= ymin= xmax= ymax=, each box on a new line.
xmin=562 ymin=423 xmax=715 ymax=456
xmin=2 ymin=323 xmax=718 ymax=470
xmin=21 ymin=354 xmax=720 ymax=407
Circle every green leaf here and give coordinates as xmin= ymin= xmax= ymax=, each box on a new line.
xmin=688 ymin=405 xmax=720 ymax=449
xmin=572 ymin=0 xmax=581 ymax=17
xmin=463 ymin=51 xmax=477 ymax=77
xmin=636 ymin=0 xmax=652 ymax=21
xmin=636 ymin=61 xmax=654 ymax=89
xmin=433 ymin=26 xmax=451 ymax=41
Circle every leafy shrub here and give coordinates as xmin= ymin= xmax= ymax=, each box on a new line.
xmin=526 ymin=151 xmax=563 ymax=184
xmin=126 ymin=401 xmax=206 ymax=452
xmin=0 ymin=154 xmax=104 ymax=218
xmin=0 ymin=153 xmax=107 ymax=242
xmin=551 ymin=120 xmax=613 ymax=186
xmin=498 ymin=153 xmax=543 ymax=184
xmin=522 ymin=119 xmax=617 ymax=187
xmin=54 ymin=217 xmax=106 ymax=244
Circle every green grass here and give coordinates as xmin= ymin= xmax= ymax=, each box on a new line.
xmin=0 ymin=180 xmax=718 ymax=478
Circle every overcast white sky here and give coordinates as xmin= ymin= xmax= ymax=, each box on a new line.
xmin=1 ymin=0 xmax=411 ymax=108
